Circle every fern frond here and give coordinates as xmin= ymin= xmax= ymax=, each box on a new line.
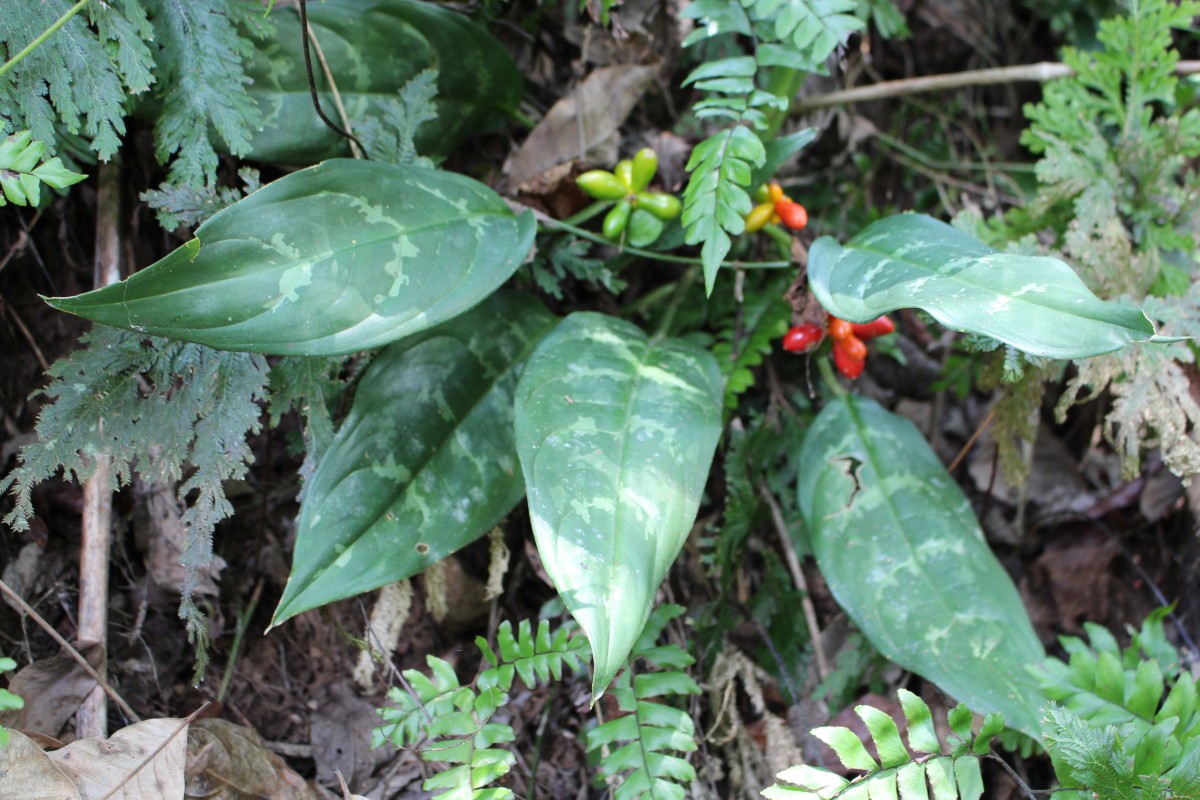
xmin=744 ymin=0 xmax=863 ymax=69
xmin=0 ymin=0 xmax=146 ymax=159
xmin=683 ymin=124 xmax=766 ymax=294
xmin=587 ymin=604 xmax=701 ymax=800
xmin=356 ymin=68 xmax=440 ymax=167
xmin=144 ymin=0 xmax=269 ymax=187
xmin=375 ymin=618 xmax=588 ymax=800
xmin=140 ymin=166 xmax=261 ymax=230
xmin=680 ymin=0 xmax=858 ymax=294
xmin=0 ymin=329 xmax=269 ymax=681
xmin=531 ymin=236 xmax=627 ymax=300
xmin=765 ymin=689 xmax=998 ymax=800
xmin=711 ymin=284 xmax=791 ymax=411
xmin=1032 ymin=609 xmax=1199 ymax=779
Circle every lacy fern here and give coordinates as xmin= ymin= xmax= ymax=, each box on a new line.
xmin=145 ymin=0 xmax=269 ymax=187
xmin=374 ymin=618 xmax=589 ymax=800
xmin=0 ymin=328 xmax=270 ymax=681
xmin=586 ymin=603 xmax=701 ymax=800
xmin=1008 ymin=0 xmax=1200 ymax=478
xmin=0 ymin=0 xmax=150 ymax=160
xmin=766 ymin=689 xmax=1000 ymax=800
xmin=355 ymin=68 xmax=440 ymax=167
xmin=0 ymin=0 xmax=268 ymax=186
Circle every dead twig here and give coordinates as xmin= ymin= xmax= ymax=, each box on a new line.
xmin=0 ymin=577 xmax=141 ymax=722
xmin=794 ymin=60 xmax=1200 ymax=113
xmin=758 ymin=479 xmax=829 ymax=680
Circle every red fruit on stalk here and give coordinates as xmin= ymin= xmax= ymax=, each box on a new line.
xmin=828 ymin=317 xmax=853 ymax=342
xmin=782 ymin=323 xmax=824 ymax=353
xmin=839 ymin=333 xmax=868 ymax=361
xmin=851 ymin=315 xmax=895 ymax=340
xmin=775 ymin=199 xmax=808 ymax=231
xmin=832 ymin=340 xmax=865 ymax=379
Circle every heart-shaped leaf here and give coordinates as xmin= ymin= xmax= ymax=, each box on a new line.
xmin=46 ymin=160 xmax=535 ymax=355
xmin=241 ymin=0 xmax=522 ymax=164
xmin=797 ymin=395 xmax=1046 ymax=738
xmin=808 ymin=213 xmax=1159 ymax=359
xmin=272 ymin=291 xmax=557 ymax=625
xmin=514 ymin=313 xmax=722 ymax=698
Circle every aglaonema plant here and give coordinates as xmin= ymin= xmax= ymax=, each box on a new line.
xmin=3 ymin=0 xmax=1187 ymax=770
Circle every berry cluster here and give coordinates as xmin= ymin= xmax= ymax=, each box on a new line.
xmin=576 ymin=148 xmax=683 ymax=246
xmin=782 ymin=315 xmax=895 ymax=379
xmin=745 ymin=182 xmax=808 ymax=233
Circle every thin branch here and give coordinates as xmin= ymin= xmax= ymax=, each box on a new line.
xmin=304 ymin=20 xmax=363 ymax=159
xmin=0 ymin=0 xmax=92 ymax=79
xmin=0 ymin=577 xmax=141 ymax=722
xmin=794 ymin=60 xmax=1200 ymax=113
xmin=948 ymin=407 xmax=995 ymax=474
xmin=296 ymin=0 xmax=368 ymax=156
xmin=758 ymin=479 xmax=829 ymax=680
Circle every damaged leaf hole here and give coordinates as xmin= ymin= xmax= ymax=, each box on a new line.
xmin=830 ymin=455 xmax=865 ymax=513
xmin=415 ymin=542 xmax=430 ymax=555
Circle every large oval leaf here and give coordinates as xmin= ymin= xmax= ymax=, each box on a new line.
xmin=242 ymin=0 xmax=522 ymax=164
xmin=514 ymin=313 xmax=722 ymax=698
xmin=796 ymin=395 xmax=1046 ymax=738
xmin=272 ymin=291 xmax=557 ymax=626
xmin=46 ymin=161 xmax=535 ymax=355
xmin=808 ymin=214 xmax=1158 ymax=359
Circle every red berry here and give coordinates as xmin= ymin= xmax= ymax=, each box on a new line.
xmin=840 ymin=333 xmax=868 ymax=361
xmin=832 ymin=340 xmax=865 ymax=379
xmin=775 ymin=200 xmax=808 ymax=231
xmin=782 ymin=323 xmax=824 ymax=353
xmin=851 ymin=315 xmax=895 ymax=340
xmin=828 ymin=317 xmax=853 ymax=342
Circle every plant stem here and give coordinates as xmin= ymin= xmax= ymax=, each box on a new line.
xmin=762 ymin=66 xmax=806 ymax=139
xmin=651 ymin=265 xmax=701 ymax=342
xmin=792 ymin=60 xmax=1200 ymax=113
xmin=816 ymin=353 xmax=847 ymax=398
xmin=538 ymin=215 xmax=792 ymax=270
xmin=561 ymin=200 xmax=611 ymax=228
xmin=0 ymin=0 xmax=92 ymax=79
xmin=217 ymin=579 xmax=264 ymax=704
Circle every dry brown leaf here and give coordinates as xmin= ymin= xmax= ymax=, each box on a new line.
xmin=186 ymin=718 xmax=317 ymax=800
xmin=0 ymin=645 xmax=102 ymax=737
xmin=504 ymin=63 xmax=659 ymax=190
xmin=49 ymin=717 xmax=188 ymax=800
xmin=0 ymin=729 xmax=82 ymax=799
xmin=310 ymin=684 xmax=383 ymax=788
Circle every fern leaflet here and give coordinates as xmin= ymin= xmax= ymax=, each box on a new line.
xmin=765 ymin=689 xmax=1000 ymax=800
xmin=680 ymin=0 xmax=861 ymax=294
xmin=374 ymin=618 xmax=588 ymax=800
xmin=587 ymin=604 xmax=701 ymax=800
xmin=0 ymin=130 xmax=86 ymax=206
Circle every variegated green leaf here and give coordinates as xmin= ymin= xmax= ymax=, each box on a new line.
xmin=808 ymin=214 xmax=1160 ymax=359
xmin=796 ymin=395 xmax=1046 ymax=738
xmin=242 ymin=0 xmax=522 ymax=164
xmin=514 ymin=313 xmax=722 ymax=698
xmin=272 ymin=292 xmax=556 ymax=625
xmin=46 ymin=161 xmax=535 ymax=355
